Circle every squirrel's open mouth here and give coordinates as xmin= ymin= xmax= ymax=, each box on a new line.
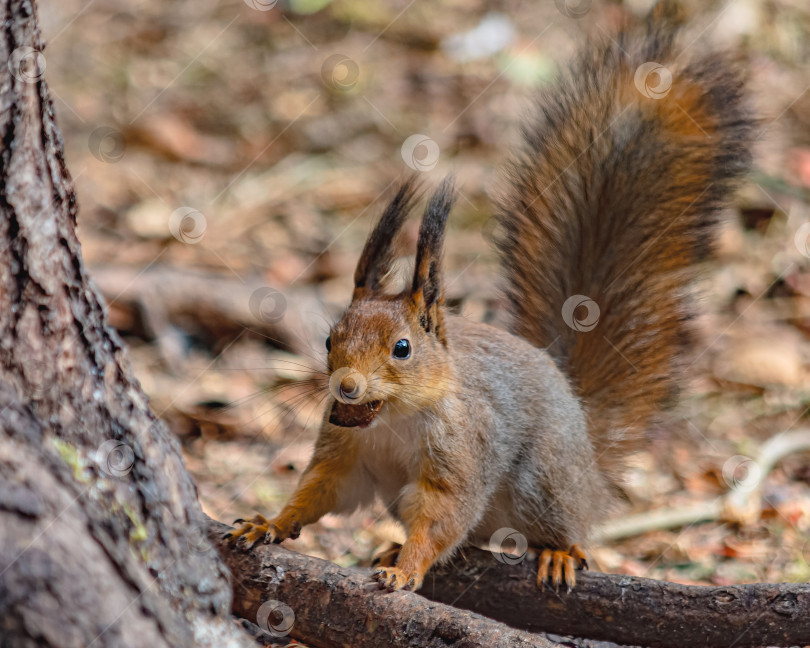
xmin=329 ymin=399 xmax=383 ymax=428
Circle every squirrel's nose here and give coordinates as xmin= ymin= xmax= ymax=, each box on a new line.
xmin=329 ymin=367 xmax=368 ymax=404
xmin=340 ymin=375 xmax=361 ymax=399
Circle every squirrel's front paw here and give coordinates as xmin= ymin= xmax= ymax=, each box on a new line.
xmin=223 ymin=513 xmax=270 ymax=550
xmin=223 ymin=513 xmax=301 ymax=550
xmin=537 ymin=543 xmax=588 ymax=590
xmin=371 ymin=566 xmax=422 ymax=592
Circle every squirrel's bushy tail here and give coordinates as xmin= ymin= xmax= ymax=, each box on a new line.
xmin=495 ymin=8 xmax=753 ymax=482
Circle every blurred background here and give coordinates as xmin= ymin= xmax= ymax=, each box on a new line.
xmin=37 ymin=0 xmax=810 ymax=586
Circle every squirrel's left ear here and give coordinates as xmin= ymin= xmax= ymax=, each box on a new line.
xmin=353 ymin=177 xmax=420 ymax=302
xmin=411 ymin=176 xmax=455 ymax=344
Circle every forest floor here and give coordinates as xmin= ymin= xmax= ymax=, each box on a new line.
xmin=38 ymin=0 xmax=810 ymax=643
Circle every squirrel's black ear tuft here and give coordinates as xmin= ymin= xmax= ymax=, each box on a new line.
xmin=353 ymin=176 xmax=421 ymax=301
xmin=412 ymin=176 xmax=456 ymax=338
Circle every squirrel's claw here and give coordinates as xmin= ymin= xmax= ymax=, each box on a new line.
xmin=537 ymin=544 xmax=588 ymax=591
xmin=225 ymin=513 xmax=302 ymax=550
xmin=569 ymin=543 xmax=588 ymax=570
xmin=371 ymin=566 xmax=421 ymax=592
xmin=226 ymin=514 xmax=270 ymax=550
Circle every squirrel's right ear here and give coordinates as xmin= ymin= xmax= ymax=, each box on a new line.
xmin=352 ymin=177 xmax=420 ymax=301
xmin=411 ymin=176 xmax=456 ymax=343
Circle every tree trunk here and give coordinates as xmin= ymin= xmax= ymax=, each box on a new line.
xmin=0 ymin=1 xmax=252 ymax=646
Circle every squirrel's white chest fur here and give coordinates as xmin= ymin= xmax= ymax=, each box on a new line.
xmin=333 ymin=402 xmax=427 ymax=516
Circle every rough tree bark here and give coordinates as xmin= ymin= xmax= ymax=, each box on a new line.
xmin=0 ymin=2 xmax=253 ymax=646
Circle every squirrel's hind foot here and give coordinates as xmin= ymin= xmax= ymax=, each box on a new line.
xmin=371 ymin=565 xmax=422 ymax=591
xmin=536 ymin=544 xmax=588 ymax=591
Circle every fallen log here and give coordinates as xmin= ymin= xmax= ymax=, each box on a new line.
xmin=211 ymin=519 xmax=810 ymax=648
xmin=422 ymin=547 xmax=810 ymax=648
xmin=209 ymin=519 xmax=563 ymax=648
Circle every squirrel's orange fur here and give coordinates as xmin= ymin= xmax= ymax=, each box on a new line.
xmin=227 ymin=6 xmax=753 ymax=591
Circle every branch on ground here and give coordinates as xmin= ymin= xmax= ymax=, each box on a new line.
xmin=210 ymin=518 xmax=810 ymax=648
xmin=208 ymin=519 xmax=563 ymax=648
xmin=597 ymin=428 xmax=810 ymax=541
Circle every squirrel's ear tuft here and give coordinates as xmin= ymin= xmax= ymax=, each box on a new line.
xmin=353 ymin=176 xmax=421 ymax=301
xmin=411 ymin=176 xmax=456 ymax=341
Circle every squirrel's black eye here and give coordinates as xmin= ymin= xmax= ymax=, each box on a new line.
xmin=325 ymin=336 xmax=332 ymax=353
xmin=392 ymin=338 xmax=411 ymax=359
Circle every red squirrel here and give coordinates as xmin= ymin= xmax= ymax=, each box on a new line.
xmin=226 ymin=3 xmax=753 ymax=591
